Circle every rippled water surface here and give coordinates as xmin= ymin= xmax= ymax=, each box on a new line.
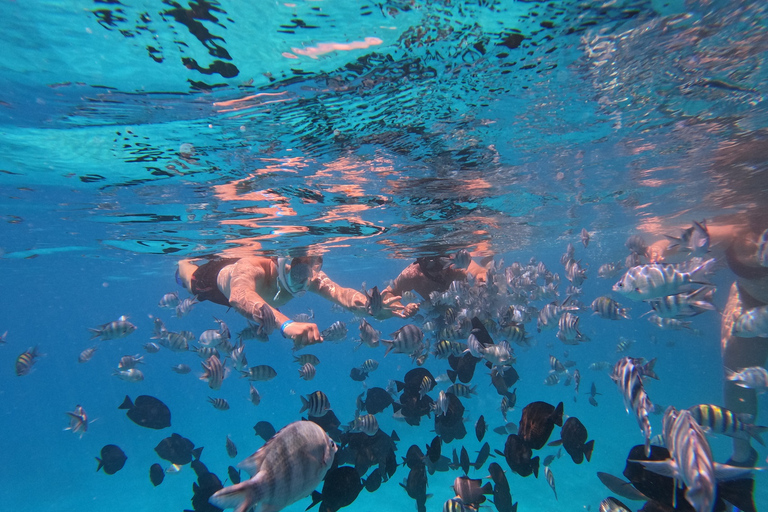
xmin=1 ymin=0 xmax=767 ymax=511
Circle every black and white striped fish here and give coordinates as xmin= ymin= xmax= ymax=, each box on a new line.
xmin=175 ymin=297 xmax=198 ymax=318
xmin=158 ymin=291 xmax=180 ymax=308
xmin=118 ymin=354 xmax=144 ymax=370
xmin=89 ymin=316 xmax=137 ymax=340
xmin=200 ymin=354 xmax=226 ymax=390
xmin=300 ymin=391 xmax=331 ymax=417
xmin=209 ymin=421 xmax=336 ymax=512
xmin=544 ymin=466 xmax=557 ymax=500
xmin=298 ymin=363 xmax=316 ymax=381
xmin=78 ymin=346 xmax=98 ymax=364
xmin=611 ymin=357 xmax=655 ymax=456
xmin=591 ymin=296 xmax=630 ymax=320
xmin=647 ymin=287 xmax=716 ymax=319
xmin=382 ymin=324 xmax=424 ymax=356
xmin=432 ymin=340 xmax=466 ymax=359
xmin=249 ymin=385 xmax=261 ymax=406
xmin=358 ymin=319 xmax=381 ymax=349
xmin=347 ymin=414 xmax=379 ymax=436
xmin=208 ymin=397 xmax=230 ymax=410
xmin=320 ymin=321 xmax=348 ymax=342
xmin=241 ymin=365 xmax=277 ymax=382
xmin=294 ymin=354 xmax=320 ymax=366
xmin=365 ymin=286 xmax=383 ymax=317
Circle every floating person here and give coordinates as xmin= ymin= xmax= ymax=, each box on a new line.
xmin=177 ymin=255 xmax=407 ymax=347
xmin=645 ymin=212 xmax=768 ymax=468
xmin=379 ymin=250 xmax=490 ymax=317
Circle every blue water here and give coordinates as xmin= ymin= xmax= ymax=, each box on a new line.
xmin=1 ymin=0 xmax=767 ymax=511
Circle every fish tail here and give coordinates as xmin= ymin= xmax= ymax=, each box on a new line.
xmin=118 ymin=395 xmax=133 ymax=410
xmin=88 ymin=328 xmax=102 ymax=340
xmin=209 ymin=479 xmax=261 ymax=512
xmin=95 ymin=457 xmax=103 ymax=472
xmin=300 ymin=395 xmax=310 ymax=413
xmin=382 ymin=340 xmax=394 ymax=357
xmin=583 ymin=439 xmax=595 ymax=462
xmin=532 ymin=456 xmax=540 ymax=479
xmin=690 ymin=258 xmax=717 ymax=284
xmin=746 ymin=425 xmax=768 ymax=446
xmin=642 ymin=358 xmax=660 ymax=380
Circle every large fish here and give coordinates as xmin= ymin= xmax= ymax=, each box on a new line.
xmin=210 ymin=421 xmax=336 ymax=512
xmin=611 ymin=358 xmax=655 ymax=456
xmin=517 ymin=401 xmax=564 ymax=450
xmin=612 ymin=260 xmax=714 ymax=300
xmin=119 ymin=395 xmax=171 ymax=429
xmin=632 ymin=407 xmax=753 ymax=512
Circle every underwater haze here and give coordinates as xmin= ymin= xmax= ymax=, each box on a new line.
xmin=1 ymin=1 xmax=767 ymax=512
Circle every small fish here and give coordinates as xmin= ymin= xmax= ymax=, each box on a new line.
xmin=611 ymin=357 xmax=654 ymax=456
xmin=544 ymin=466 xmax=557 ymax=499
xmin=198 ymin=329 xmax=223 ymax=347
xmin=544 ymin=372 xmax=560 ymax=386
xmin=241 ymin=365 xmax=277 ymax=381
xmin=591 ymin=296 xmax=630 ymax=320
xmin=358 ymin=319 xmax=381 ymax=349
xmin=89 ymin=316 xmax=137 ymax=340
xmin=382 ymin=324 xmax=424 ymax=356
xmin=625 ymin=235 xmax=648 ymax=256
xmin=200 ymin=354 xmax=226 ymax=390
xmin=366 ymin=286 xmax=383 ymax=317
xmin=725 ymin=366 xmax=768 ymax=391
xmin=548 ymin=416 xmax=594 ymax=464
xmin=360 ymin=359 xmax=379 ymax=372
xmin=434 ymin=390 xmax=449 ymax=417
xmin=300 ymin=390 xmax=331 ymax=417
xmin=573 ymin=369 xmax=581 ymax=396
xmin=556 ymin=312 xmax=589 ymax=343
xmin=549 ymin=355 xmax=567 ymax=373
xmin=149 ymin=463 xmax=165 ymax=486
xmin=118 ymin=354 xmax=144 ymax=369
xmin=453 ymin=249 xmax=472 ymax=269
xmin=238 ymin=321 xmax=269 ymax=343
xmin=96 ymin=444 xmax=127 ymax=475
xmin=647 ymin=314 xmax=701 ymax=334
xmin=227 ymin=465 xmax=241 ymax=485
xmin=249 ymin=384 xmax=261 ymax=406
xmin=208 ymin=397 xmax=230 ymax=410
xmin=294 ymin=353 xmax=320 ymax=366
xmin=225 ymin=435 xmax=237 ymax=458
xmin=615 ymin=337 xmax=635 ymax=353
xmin=253 ymin=303 xmax=277 ymax=336
xmin=113 ymin=368 xmax=144 ymax=382
xmin=143 ymin=342 xmax=161 ymax=353
xmin=347 ymin=414 xmax=379 ymax=436
xmin=175 ymin=297 xmax=198 ymax=318
xmin=321 ymin=320 xmax=348 ymax=342
xmin=171 ymin=364 xmax=191 ymax=374
xmin=231 ymin=343 xmax=248 ymax=371
xmin=475 ymin=415 xmax=487 ymax=442
xmin=78 ymin=346 xmax=98 ymax=363
xmin=589 ymin=361 xmax=611 ymax=371
xmin=299 ymin=362 xmax=316 ymax=381
xmin=664 ymin=220 xmax=710 ymax=257
xmin=732 ymin=305 xmax=768 ymax=337
xmin=158 ymin=292 xmax=180 ymax=308
xmin=418 ymin=375 xmax=435 ymax=399
xmin=688 ymin=403 xmax=768 ymax=445
xmin=598 ymin=262 xmax=623 ymax=279
xmin=581 ymin=228 xmax=590 ymax=248
xmin=65 ymin=405 xmax=89 ymax=438
xmin=647 ymin=286 xmax=716 ymax=319
xmin=446 ymin=383 xmax=478 ymax=398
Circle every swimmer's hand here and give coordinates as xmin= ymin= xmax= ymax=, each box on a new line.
xmin=283 ymin=321 xmax=322 ymax=348
xmin=374 ymin=295 xmax=419 ymax=320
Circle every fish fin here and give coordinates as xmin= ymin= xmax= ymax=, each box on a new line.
xmin=300 ymin=395 xmax=309 ymax=413
xmin=88 ymin=328 xmax=102 ymax=340
xmin=532 ymin=456 xmax=540 ymax=479
xmin=391 ymin=430 xmax=400 ymax=442
xmin=305 ymin=490 xmax=322 ymax=510
xmin=642 ymin=358 xmax=660 ymax=380
xmin=95 ymin=457 xmax=103 ymax=472
xmin=209 ymin=478 xmax=261 ymax=512
xmin=631 ymin=459 xmax=678 ymax=478
xmin=712 ymin=462 xmax=755 ymax=481
xmin=382 ymin=340 xmax=394 ymax=357
xmin=447 ymin=370 xmax=457 ymax=383
xmin=192 ymin=447 xmax=204 ymax=460
xmin=118 ymin=395 xmax=133 ymax=410
xmin=746 ymin=425 xmax=768 ymax=446
xmin=553 ymin=402 xmax=564 ymax=427
xmin=237 ymin=452 xmax=261 ymax=477
xmin=583 ymin=440 xmax=595 ymax=462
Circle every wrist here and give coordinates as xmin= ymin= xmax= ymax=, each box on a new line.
xmin=280 ymin=320 xmax=294 ymax=338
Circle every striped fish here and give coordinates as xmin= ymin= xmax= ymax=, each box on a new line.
xmin=360 ymin=359 xmax=379 ymax=372
xmin=358 ymin=319 xmax=381 ymax=349
xmin=549 ymin=355 xmax=566 ymax=373
xmin=171 ymin=364 xmax=191 ymax=374
xmin=591 ymin=296 xmax=630 ymax=320
xmin=200 ymin=354 xmax=226 ymax=390
xmin=241 ymin=365 xmax=277 ymax=382
xmin=300 ymin=391 xmax=331 ymax=417
xmin=544 ymin=372 xmax=560 ymax=386
xmin=599 ymin=497 xmax=631 ymax=512
xmin=144 ymin=342 xmax=161 ymax=353
xmin=294 ymin=354 xmax=320 ymax=366
xmin=611 ymin=357 xmax=655 ymax=456
xmin=557 ymin=312 xmax=589 ymax=343
xmin=175 ymin=297 xmax=198 ymax=318
xmin=158 ymin=292 xmax=180 ymax=308
xmin=446 ymin=383 xmax=477 ymax=398
xmin=231 ymin=343 xmax=248 ymax=371
xmin=113 ymin=368 xmax=144 ymax=382
xmin=320 ymin=321 xmax=348 ymax=342
xmin=647 ymin=287 xmax=715 ymax=319
xmin=688 ymin=403 xmax=767 ymax=446
xmin=544 ymin=466 xmax=557 ymax=500
xmin=732 ymin=305 xmax=768 ymax=337
xmin=162 ymin=330 xmax=194 ymax=352
xmin=89 ymin=316 xmax=137 ymax=340
xmin=208 ymin=397 xmax=230 ymax=411
xmin=78 ymin=346 xmax=98 ymax=364
xmin=249 ymin=385 xmax=261 ymax=406
xmin=434 ymin=390 xmax=449 ymax=417
xmin=298 ymin=363 xmax=316 ymax=381
xmin=365 ymin=286 xmax=383 ymax=317
xmin=636 ymin=407 xmax=752 ymax=512
xmin=210 ymin=421 xmax=336 ymax=512
xmin=347 ymin=414 xmax=379 ymax=436
xmin=382 ymin=324 xmax=425 ymax=357
xmin=725 ymin=366 xmax=768 ymax=391
xmin=238 ymin=321 xmax=269 ymax=343
xmin=253 ymin=304 xmax=277 ymax=336
xmin=226 ymin=435 xmax=238 ymax=458
xmin=118 ymin=354 xmax=144 ymax=370
xmin=194 ymin=346 xmax=221 ymax=360
xmin=432 ymin=340 xmax=466 ymax=359
xmin=198 ymin=329 xmax=223 ymax=347
xmin=612 ymin=260 xmax=714 ymax=300
xmin=418 ymin=375 xmax=435 ymax=399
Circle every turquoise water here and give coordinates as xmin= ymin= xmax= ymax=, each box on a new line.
xmin=1 ymin=0 xmax=767 ymax=511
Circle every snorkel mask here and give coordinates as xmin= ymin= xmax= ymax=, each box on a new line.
xmin=275 ymin=257 xmax=312 ymax=300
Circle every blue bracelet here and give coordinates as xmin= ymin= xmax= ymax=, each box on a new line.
xmin=280 ymin=320 xmax=294 ymax=338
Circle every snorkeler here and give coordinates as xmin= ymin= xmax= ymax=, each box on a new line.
xmin=380 ymin=249 xmax=490 ymax=318
xmin=177 ymin=255 xmax=409 ymax=347
xmin=648 ymin=218 xmax=768 ymax=468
